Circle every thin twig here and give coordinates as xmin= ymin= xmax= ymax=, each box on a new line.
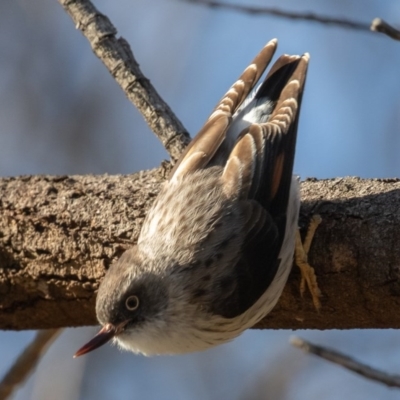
xmin=371 ymin=18 xmax=400 ymax=41
xmin=58 ymin=0 xmax=191 ymax=162
xmin=185 ymin=0 xmax=370 ymax=31
xmin=0 ymin=329 xmax=62 ymax=400
xmin=290 ymin=336 xmax=400 ymax=389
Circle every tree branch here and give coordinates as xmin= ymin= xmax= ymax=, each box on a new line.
xmin=0 ymin=329 xmax=61 ymax=399
xmin=184 ymin=0 xmax=371 ymax=32
xmin=291 ymin=336 xmax=400 ymax=389
xmin=1 ymin=173 xmax=399 ymax=330
xmin=371 ymin=18 xmax=400 ymax=41
xmin=58 ymin=0 xmax=191 ymax=162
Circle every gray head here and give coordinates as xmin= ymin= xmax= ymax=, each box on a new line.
xmin=74 ymin=246 xmax=168 ymax=357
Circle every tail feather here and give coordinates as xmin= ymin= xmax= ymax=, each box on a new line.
xmin=170 ymin=39 xmax=278 ymax=181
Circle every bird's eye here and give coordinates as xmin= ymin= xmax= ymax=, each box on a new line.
xmin=125 ymin=295 xmax=140 ymax=311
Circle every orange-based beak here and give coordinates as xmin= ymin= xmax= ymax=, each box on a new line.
xmin=74 ymin=321 xmax=128 ymax=358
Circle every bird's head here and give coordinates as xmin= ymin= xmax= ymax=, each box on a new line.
xmin=74 ymin=246 xmax=169 ymax=357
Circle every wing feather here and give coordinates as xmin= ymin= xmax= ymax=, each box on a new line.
xmin=209 ymin=53 xmax=309 ymax=318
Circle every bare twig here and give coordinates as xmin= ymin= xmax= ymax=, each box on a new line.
xmin=58 ymin=0 xmax=191 ymax=162
xmin=371 ymin=18 xmax=400 ymax=41
xmin=0 ymin=329 xmax=62 ymax=400
xmin=290 ymin=336 xmax=400 ymax=389
xmin=185 ymin=0 xmax=370 ymax=31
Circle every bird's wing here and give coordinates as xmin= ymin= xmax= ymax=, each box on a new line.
xmin=210 ymin=53 xmax=309 ymax=318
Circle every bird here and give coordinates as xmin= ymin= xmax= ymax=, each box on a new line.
xmin=74 ymin=39 xmax=312 ymax=357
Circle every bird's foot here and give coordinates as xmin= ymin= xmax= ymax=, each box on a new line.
xmin=294 ymin=214 xmax=322 ymax=311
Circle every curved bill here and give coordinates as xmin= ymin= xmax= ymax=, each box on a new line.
xmin=74 ymin=323 xmax=117 ymax=358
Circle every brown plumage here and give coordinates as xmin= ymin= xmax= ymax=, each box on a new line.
xmin=75 ymin=39 xmax=309 ymax=357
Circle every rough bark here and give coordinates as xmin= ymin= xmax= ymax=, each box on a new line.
xmin=0 ymin=171 xmax=399 ymax=330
